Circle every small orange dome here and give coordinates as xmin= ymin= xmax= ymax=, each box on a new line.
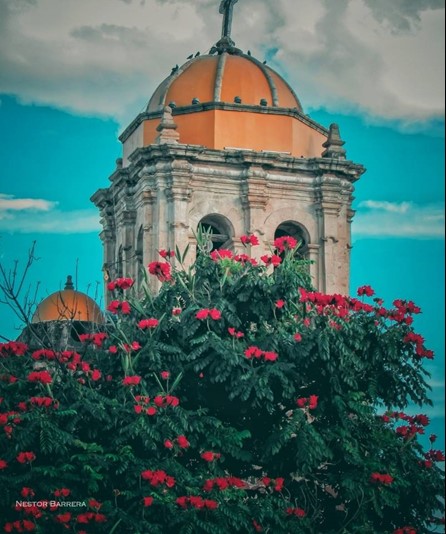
xmin=148 ymin=53 xmax=302 ymax=111
xmin=32 ymin=277 xmax=104 ymax=324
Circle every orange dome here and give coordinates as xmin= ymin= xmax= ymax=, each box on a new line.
xmin=148 ymin=53 xmax=302 ymax=111
xmin=32 ymin=277 xmax=104 ymax=324
xmin=121 ymin=51 xmax=327 ymax=159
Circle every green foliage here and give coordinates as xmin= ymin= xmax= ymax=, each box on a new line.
xmin=0 ymin=234 xmax=444 ymax=533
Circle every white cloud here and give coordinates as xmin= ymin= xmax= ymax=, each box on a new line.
xmin=0 ymin=0 xmax=443 ymax=127
xmin=353 ymin=201 xmax=445 ymax=238
xmin=358 ymin=200 xmax=412 ymax=214
xmin=0 ymin=205 xmax=101 ymax=234
xmin=0 ymin=193 xmax=57 ymax=217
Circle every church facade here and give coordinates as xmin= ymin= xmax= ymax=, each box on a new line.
xmin=92 ymin=1 xmax=365 ymax=299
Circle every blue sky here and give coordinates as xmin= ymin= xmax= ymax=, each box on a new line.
xmin=0 ymin=0 xmax=444 ymax=447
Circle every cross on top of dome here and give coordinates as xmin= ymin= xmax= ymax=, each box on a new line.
xmin=220 ymin=0 xmax=239 ymax=40
xmin=213 ymin=0 xmax=241 ymax=54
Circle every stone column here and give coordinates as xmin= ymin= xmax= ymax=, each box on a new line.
xmin=241 ymin=165 xmax=269 ymax=260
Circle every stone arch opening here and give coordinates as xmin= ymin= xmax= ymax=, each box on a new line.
xmin=274 ymin=221 xmax=310 ymax=258
xmin=197 ymin=214 xmax=234 ymax=252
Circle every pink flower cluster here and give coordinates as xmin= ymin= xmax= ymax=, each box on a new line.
xmin=244 ymin=346 xmax=279 ymax=362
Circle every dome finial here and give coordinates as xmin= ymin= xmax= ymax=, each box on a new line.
xmin=212 ymin=0 xmax=242 ymax=54
xmin=65 ymin=275 xmax=74 ymax=290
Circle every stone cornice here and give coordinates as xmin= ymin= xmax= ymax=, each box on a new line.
xmin=119 ymin=103 xmax=329 ymax=143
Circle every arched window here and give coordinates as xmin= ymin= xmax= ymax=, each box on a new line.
xmin=274 ymin=221 xmax=310 ymax=258
xmin=197 ymin=215 xmax=234 ymax=252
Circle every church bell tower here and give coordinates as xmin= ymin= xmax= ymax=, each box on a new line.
xmin=91 ymin=0 xmax=365 ymax=298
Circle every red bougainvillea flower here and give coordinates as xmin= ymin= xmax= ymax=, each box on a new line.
xmin=0 ymin=459 xmax=7 ymax=469
xmin=209 ymin=309 xmax=222 ymax=320
xmin=357 ymin=285 xmax=375 ymax=297
xmin=122 ymin=376 xmax=141 ymax=387
xmin=138 ymin=318 xmax=159 ymax=329
xmin=21 ymin=487 xmax=35 ymax=498
xmin=296 ymin=396 xmax=318 ymax=410
xmin=228 ymin=327 xmax=244 ymax=339
xmin=17 ymin=451 xmax=36 ymax=464
xmin=27 ymin=371 xmax=52 ymax=384
xmin=264 ymin=351 xmax=279 ymax=362
xmin=177 ymin=435 xmax=190 ymax=448
xmin=148 ymin=261 xmax=172 ymax=282
xmin=164 ymin=439 xmax=174 ymax=449
xmin=0 ymin=341 xmax=29 ymax=357
xmin=146 ymin=407 xmax=157 ymax=416
xmin=370 ymin=472 xmax=394 ymax=485
xmin=201 ymin=451 xmax=221 ymax=462
xmin=196 ymin=309 xmax=210 ymax=320
xmin=286 ymin=507 xmax=306 ymax=518
xmin=56 ymin=512 xmax=71 ymax=523
xmin=394 ymin=528 xmax=417 ymax=534
xmin=143 ymin=496 xmax=154 ymax=507
xmin=274 ymin=235 xmax=298 ymax=252
xmin=88 ymin=499 xmax=102 ymax=510
xmin=276 ymin=299 xmax=286 ymax=309
xmin=176 ymin=496 xmax=218 ymax=510
xmin=172 ymin=307 xmax=182 ymax=316
xmin=158 ymin=249 xmax=175 ymax=259
xmin=260 ymin=254 xmax=282 ymax=267
xmin=196 ymin=308 xmax=221 ymax=320
xmin=430 ymin=434 xmax=438 ymax=443
xmin=109 ymin=345 xmax=118 ymax=354
xmin=210 ymin=249 xmax=233 ymax=261
xmin=294 ymin=333 xmax=302 ymax=342
xmin=30 ymin=397 xmax=54 ymax=408
xmin=90 ymin=370 xmax=102 ymax=381
xmin=240 ymin=234 xmax=260 ymax=246
xmin=107 ymin=300 xmax=131 ymax=315
xmin=141 ymin=469 xmax=176 ymax=488
xmin=32 ymin=348 xmax=56 ymax=360
xmin=107 ymin=277 xmax=134 ymax=291
xmin=160 ymin=371 xmax=170 ymax=380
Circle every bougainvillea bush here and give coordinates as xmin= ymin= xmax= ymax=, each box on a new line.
xmin=0 ymin=234 xmax=444 ymax=533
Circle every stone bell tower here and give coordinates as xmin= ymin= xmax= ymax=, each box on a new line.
xmin=91 ymin=0 xmax=365 ymax=299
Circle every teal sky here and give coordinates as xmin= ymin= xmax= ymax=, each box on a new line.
xmin=0 ymin=0 xmax=444 ymax=448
